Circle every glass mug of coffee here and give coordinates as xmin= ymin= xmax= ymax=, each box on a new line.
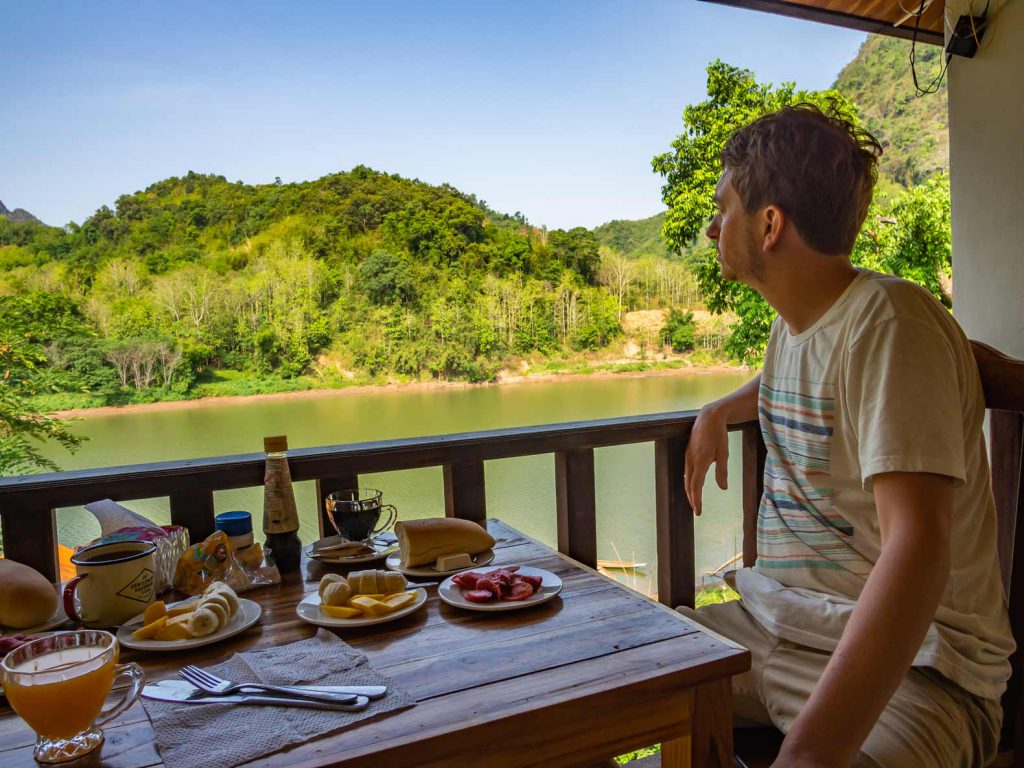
xmin=325 ymin=489 xmax=397 ymax=542
xmin=64 ymin=541 xmax=157 ymax=628
xmin=1 ymin=630 xmax=145 ymax=763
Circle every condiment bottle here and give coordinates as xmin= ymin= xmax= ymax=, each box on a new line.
xmin=261 ymin=435 xmax=302 ymax=573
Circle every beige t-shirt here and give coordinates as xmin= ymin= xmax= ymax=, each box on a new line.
xmin=735 ymin=269 xmax=1014 ymax=700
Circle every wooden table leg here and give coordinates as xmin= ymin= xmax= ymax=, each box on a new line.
xmin=662 ymin=679 xmax=733 ymax=768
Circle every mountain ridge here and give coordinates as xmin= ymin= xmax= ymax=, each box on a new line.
xmin=0 ymin=200 xmax=41 ymax=224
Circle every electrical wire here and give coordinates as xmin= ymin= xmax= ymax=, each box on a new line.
xmin=910 ymin=0 xmax=949 ymax=96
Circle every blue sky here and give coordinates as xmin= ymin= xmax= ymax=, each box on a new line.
xmin=0 ymin=1 xmax=866 ymax=230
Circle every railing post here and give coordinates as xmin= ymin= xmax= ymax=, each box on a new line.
xmin=316 ymin=474 xmax=359 ymax=538
xmin=444 ymin=461 xmax=487 ymax=525
xmin=169 ymin=491 xmax=216 ymax=544
xmin=742 ymin=424 xmax=767 ymax=568
xmin=0 ymin=508 xmax=59 ymax=583
xmin=555 ymin=449 xmax=597 ymax=568
xmin=655 ymin=436 xmax=694 ymax=609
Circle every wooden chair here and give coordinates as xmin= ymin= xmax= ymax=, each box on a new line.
xmin=733 ymin=340 xmax=1024 ymax=768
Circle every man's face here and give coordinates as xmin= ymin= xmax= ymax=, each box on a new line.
xmin=706 ymin=170 xmax=764 ymax=285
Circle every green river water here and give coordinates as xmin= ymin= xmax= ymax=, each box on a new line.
xmin=41 ymin=370 xmax=753 ymax=593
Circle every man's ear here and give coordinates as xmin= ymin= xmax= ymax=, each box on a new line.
xmin=762 ymin=205 xmax=785 ymax=251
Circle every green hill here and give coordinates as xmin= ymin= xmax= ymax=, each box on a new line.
xmin=833 ymin=35 xmax=948 ymax=188
xmin=592 ymin=212 xmax=667 ymax=260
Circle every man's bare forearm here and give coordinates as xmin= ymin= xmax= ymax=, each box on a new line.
xmin=776 ymin=476 xmax=952 ymax=767
xmin=704 ymin=373 xmax=761 ymax=424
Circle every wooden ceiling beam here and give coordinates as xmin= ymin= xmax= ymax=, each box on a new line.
xmin=698 ymin=0 xmax=946 ymax=46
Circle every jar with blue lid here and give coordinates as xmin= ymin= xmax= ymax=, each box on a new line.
xmin=215 ymin=511 xmax=254 ymax=551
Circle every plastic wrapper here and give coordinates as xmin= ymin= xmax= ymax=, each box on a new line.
xmin=83 ymin=499 xmax=189 ymax=594
xmin=173 ymin=530 xmax=280 ymax=596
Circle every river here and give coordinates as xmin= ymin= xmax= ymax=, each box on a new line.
xmin=41 ymin=371 xmax=753 ymax=594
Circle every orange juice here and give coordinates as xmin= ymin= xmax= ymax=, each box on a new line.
xmin=4 ymin=644 xmax=116 ymax=739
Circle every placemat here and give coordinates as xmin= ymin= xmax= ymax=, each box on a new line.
xmin=143 ymin=630 xmax=415 ymax=768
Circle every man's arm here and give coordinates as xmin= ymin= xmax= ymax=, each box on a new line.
xmin=684 ymin=373 xmax=761 ymax=515
xmin=773 ymin=471 xmax=954 ymax=768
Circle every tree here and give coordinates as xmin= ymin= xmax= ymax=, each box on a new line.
xmin=661 ymin=308 xmax=698 ymax=352
xmin=0 ymin=336 xmax=83 ymax=476
xmin=653 ymin=60 xmax=950 ymax=364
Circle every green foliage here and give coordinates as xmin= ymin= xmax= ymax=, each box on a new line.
xmin=0 ymin=335 xmax=83 ymax=476
xmin=660 ymin=308 xmax=697 ymax=352
xmin=833 ymin=36 xmax=947 ymax=188
xmin=0 ymin=166 xmax=654 ymax=447
xmin=592 ymin=212 xmax=669 ymax=260
xmin=654 ymin=59 xmax=952 ymax=365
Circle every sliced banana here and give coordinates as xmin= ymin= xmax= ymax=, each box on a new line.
xmin=205 ymin=584 xmax=240 ymax=617
xmin=188 ymin=606 xmax=221 ymax=637
xmin=382 ymin=571 xmax=407 ymax=594
xmin=318 ymin=573 xmax=347 ymax=598
xmin=200 ymin=598 xmax=229 ymax=628
xmin=322 ymin=580 xmax=353 ymax=606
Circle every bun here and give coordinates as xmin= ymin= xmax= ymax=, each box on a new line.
xmin=0 ymin=560 xmax=57 ymax=629
xmin=396 ymin=518 xmax=495 ymax=567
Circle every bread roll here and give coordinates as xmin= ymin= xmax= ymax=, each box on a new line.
xmin=395 ymin=518 xmax=495 ymax=567
xmin=0 ymin=559 xmax=57 ymax=629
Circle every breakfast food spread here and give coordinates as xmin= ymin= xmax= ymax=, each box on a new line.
xmin=451 ymin=567 xmax=542 ymax=603
xmin=316 ymin=572 xmax=417 ymax=619
xmin=394 ymin=518 xmax=495 ymax=568
xmin=0 ymin=560 xmax=57 ymax=629
xmin=132 ymin=581 xmax=240 ymax=641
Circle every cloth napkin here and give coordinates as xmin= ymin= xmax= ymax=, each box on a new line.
xmin=143 ymin=630 xmax=415 ymax=768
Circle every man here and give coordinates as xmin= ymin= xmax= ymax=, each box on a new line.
xmin=680 ymin=104 xmax=1014 ymax=767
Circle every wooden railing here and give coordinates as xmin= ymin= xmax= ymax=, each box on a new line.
xmin=0 ymin=411 xmax=766 ymax=609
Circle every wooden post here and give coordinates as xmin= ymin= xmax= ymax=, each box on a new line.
xmin=555 ymin=449 xmax=597 ymax=568
xmin=741 ymin=425 xmax=767 ymax=568
xmin=443 ymin=461 xmax=487 ymax=524
xmin=316 ymin=474 xmax=359 ymax=538
xmin=655 ymin=436 xmax=695 ymax=609
xmin=169 ymin=491 xmax=216 ymax=544
xmin=0 ymin=508 xmax=59 ymax=582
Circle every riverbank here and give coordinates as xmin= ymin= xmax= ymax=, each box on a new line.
xmin=47 ymin=357 xmax=747 ymax=419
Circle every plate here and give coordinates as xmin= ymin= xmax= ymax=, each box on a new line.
xmin=295 ymin=588 xmax=427 ymax=628
xmin=438 ymin=565 xmax=562 ymax=612
xmin=384 ymin=549 xmax=495 ymax=577
xmin=115 ymin=598 xmax=262 ymax=651
xmin=305 ymin=535 xmax=398 ymax=564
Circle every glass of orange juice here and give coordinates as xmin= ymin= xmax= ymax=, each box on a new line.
xmin=0 ymin=631 xmax=144 ymax=763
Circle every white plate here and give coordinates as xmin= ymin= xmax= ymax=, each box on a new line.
xmin=305 ymin=537 xmax=398 ymax=564
xmin=295 ymin=588 xmax=427 ymax=628
xmin=438 ymin=565 xmax=562 ymax=612
xmin=385 ymin=549 xmax=495 ymax=577
xmin=115 ymin=598 xmax=262 ymax=651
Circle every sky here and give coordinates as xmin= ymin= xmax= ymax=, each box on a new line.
xmin=0 ymin=1 xmax=866 ymax=231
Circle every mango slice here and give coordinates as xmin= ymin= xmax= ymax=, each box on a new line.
xmin=154 ymin=616 xmax=193 ymax=641
xmin=133 ymin=615 xmax=168 ymax=640
xmin=347 ymin=596 xmax=392 ymax=617
xmin=143 ymin=600 xmax=166 ymax=625
xmin=381 ymin=592 xmax=416 ymax=611
xmin=320 ymin=605 xmax=362 ymax=619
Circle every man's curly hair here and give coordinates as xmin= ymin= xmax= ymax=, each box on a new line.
xmin=722 ymin=102 xmax=883 ymax=255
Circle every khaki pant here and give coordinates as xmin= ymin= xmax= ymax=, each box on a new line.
xmin=678 ymin=600 xmax=1002 ymax=768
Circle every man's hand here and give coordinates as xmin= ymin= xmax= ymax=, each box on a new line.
xmin=685 ymin=404 xmax=730 ymax=516
xmin=684 ymin=373 xmax=761 ymax=516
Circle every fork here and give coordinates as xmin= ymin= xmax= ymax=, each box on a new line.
xmin=179 ymin=665 xmax=358 ymax=705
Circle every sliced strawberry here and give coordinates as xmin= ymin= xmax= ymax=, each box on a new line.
xmin=464 ymin=589 xmax=496 ymax=603
xmin=518 ymin=574 xmax=543 ymax=592
xmin=504 ymin=582 xmax=536 ymax=601
xmin=451 ymin=572 xmax=479 ymax=588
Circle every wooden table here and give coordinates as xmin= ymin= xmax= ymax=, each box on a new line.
xmin=0 ymin=520 xmax=749 ymax=768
